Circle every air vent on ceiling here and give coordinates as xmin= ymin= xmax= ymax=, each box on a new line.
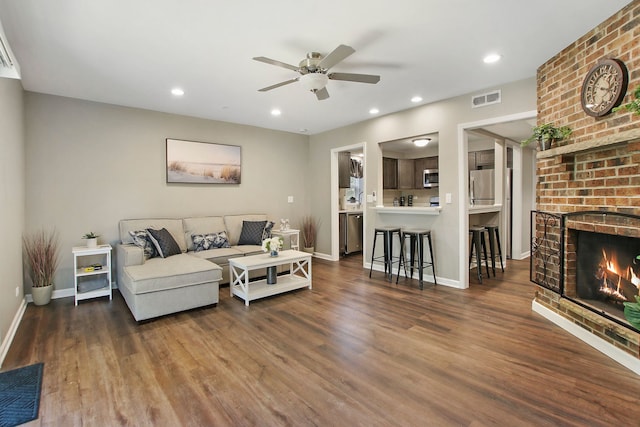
xmin=471 ymin=90 xmax=501 ymax=108
xmin=0 ymin=25 xmax=20 ymax=79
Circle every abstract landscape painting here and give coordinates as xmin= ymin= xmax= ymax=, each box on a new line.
xmin=166 ymin=138 xmax=241 ymax=184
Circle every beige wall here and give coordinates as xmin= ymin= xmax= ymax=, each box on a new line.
xmin=24 ymin=92 xmax=309 ymax=292
xmin=0 ymin=77 xmax=25 ymax=352
xmin=309 ymin=77 xmax=536 ymax=283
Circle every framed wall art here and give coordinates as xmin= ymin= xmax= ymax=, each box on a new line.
xmin=166 ymin=138 xmax=241 ymax=184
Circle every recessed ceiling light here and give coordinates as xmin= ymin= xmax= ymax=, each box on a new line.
xmin=171 ymin=88 xmax=184 ymax=96
xmin=413 ymin=138 xmax=431 ymax=147
xmin=299 ymin=128 xmax=308 ymax=133
xmin=271 ymin=109 xmax=281 ymax=116
xmin=411 ymin=96 xmax=423 ymax=103
xmin=369 ymin=108 xmax=379 ymax=115
xmin=483 ymin=53 xmax=502 ymax=64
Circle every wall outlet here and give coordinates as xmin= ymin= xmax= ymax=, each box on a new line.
xmin=15 ymin=286 xmax=19 ymax=297
xmin=446 ymin=193 xmax=452 ymax=204
xmin=287 ymin=196 xmax=294 ymax=203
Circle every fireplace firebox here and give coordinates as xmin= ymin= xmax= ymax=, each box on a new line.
xmin=560 ymin=211 xmax=640 ymax=331
xmin=573 ymin=230 xmax=640 ymax=324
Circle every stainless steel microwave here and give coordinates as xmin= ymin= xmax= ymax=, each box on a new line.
xmin=423 ymin=169 xmax=439 ymax=188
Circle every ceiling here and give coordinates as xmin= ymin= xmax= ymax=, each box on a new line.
xmin=0 ymin=0 xmax=631 ymax=135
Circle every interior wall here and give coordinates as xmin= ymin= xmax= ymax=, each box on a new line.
xmin=24 ymin=92 xmax=309 ymax=293
xmin=0 ymin=77 xmax=25 ymax=349
xmin=309 ymin=77 xmax=536 ymax=283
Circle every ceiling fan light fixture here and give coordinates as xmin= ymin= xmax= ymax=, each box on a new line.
xmin=413 ymin=138 xmax=431 ymax=147
xmin=299 ymin=73 xmax=329 ymax=91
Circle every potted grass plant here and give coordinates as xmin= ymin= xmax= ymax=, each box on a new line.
xmin=23 ymin=229 xmax=61 ymax=305
xmin=521 ymin=123 xmax=572 ymax=151
xmin=300 ymin=215 xmax=320 ymax=254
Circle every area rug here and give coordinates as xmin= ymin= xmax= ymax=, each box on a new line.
xmin=0 ymin=363 xmax=44 ymax=427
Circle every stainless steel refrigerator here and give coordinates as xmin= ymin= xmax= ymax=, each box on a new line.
xmin=469 ymin=169 xmax=495 ymax=205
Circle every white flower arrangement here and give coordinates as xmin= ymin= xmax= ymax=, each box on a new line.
xmin=262 ymin=236 xmax=283 ymax=253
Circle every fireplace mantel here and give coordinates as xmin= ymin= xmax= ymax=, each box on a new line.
xmin=537 ymin=128 xmax=640 ymax=159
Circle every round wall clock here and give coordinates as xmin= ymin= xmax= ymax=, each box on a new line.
xmin=581 ymin=58 xmax=628 ymax=117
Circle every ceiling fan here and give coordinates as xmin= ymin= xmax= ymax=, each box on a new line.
xmin=253 ymin=44 xmax=380 ymax=100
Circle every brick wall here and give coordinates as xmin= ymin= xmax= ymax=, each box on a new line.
xmin=534 ymin=1 xmax=640 ymax=359
xmin=537 ymin=2 xmax=640 ymax=147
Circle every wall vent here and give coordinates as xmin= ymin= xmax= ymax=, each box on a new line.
xmin=0 ymin=25 xmax=20 ymax=79
xmin=471 ymin=90 xmax=501 ymax=108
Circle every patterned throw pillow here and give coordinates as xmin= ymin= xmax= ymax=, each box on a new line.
xmin=262 ymin=221 xmax=275 ymax=240
xmin=238 ymin=220 xmax=268 ymax=245
xmin=129 ymin=230 xmax=157 ymax=259
xmin=192 ymin=231 xmax=231 ymax=252
xmin=146 ymin=228 xmax=181 ymax=258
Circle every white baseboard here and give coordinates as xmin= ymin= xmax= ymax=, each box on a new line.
xmin=532 ymin=300 xmax=640 ymax=376
xmin=25 ymin=282 xmax=117 ymax=303
xmin=25 ymin=287 xmax=74 ymax=303
xmin=0 ymin=298 xmax=27 ymax=368
xmin=312 ymin=252 xmax=333 ymax=261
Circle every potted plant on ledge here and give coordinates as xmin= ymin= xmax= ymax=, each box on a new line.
xmin=82 ymin=231 xmax=100 ymax=248
xmin=521 ymin=123 xmax=572 ymax=151
xmin=613 ymin=85 xmax=640 ymax=115
xmin=23 ymin=229 xmax=61 ymax=306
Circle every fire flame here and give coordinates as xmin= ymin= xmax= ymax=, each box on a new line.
xmin=603 ymin=249 xmax=619 ymax=275
xmin=597 ymin=249 xmax=636 ymax=302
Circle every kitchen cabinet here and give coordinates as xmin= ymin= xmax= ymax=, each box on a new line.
xmin=339 ymin=151 xmax=351 ymax=188
xmin=414 ymin=157 xmax=428 ymax=188
xmin=397 ymin=159 xmax=415 ymax=189
xmin=383 ymin=157 xmax=398 ymax=189
xmin=339 ymin=213 xmax=346 ymax=254
xmin=469 ymin=150 xmax=494 ymax=170
xmin=424 ymin=156 xmax=438 ymax=170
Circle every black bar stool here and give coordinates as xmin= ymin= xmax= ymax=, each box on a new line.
xmin=480 ymin=224 xmax=504 ymax=275
xmin=369 ymin=227 xmax=403 ymax=281
xmin=469 ymin=226 xmax=491 ymax=283
xmin=397 ymin=229 xmax=437 ymax=289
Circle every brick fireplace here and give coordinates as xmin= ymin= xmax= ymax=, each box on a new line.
xmin=531 ymin=1 xmax=640 ymax=372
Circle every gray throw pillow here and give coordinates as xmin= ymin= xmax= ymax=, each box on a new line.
xmin=192 ymin=231 xmax=231 ymax=252
xmin=146 ymin=228 xmax=181 ymax=258
xmin=238 ymin=220 xmax=268 ymax=245
xmin=129 ymin=230 xmax=157 ymax=259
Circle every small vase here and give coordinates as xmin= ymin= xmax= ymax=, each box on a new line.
xmin=87 ymin=238 xmax=97 ymax=248
xmin=266 ymin=266 xmax=277 ymax=285
xmin=270 ymin=250 xmax=279 ymax=257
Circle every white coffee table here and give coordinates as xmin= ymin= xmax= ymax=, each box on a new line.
xmin=229 ymin=249 xmax=312 ymax=306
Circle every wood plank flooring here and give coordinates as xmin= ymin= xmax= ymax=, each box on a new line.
xmin=4 ymin=256 xmax=640 ymax=426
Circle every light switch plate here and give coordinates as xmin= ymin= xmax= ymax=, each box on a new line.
xmin=287 ymin=196 xmax=294 ymax=203
xmin=446 ymin=193 xmax=452 ymax=204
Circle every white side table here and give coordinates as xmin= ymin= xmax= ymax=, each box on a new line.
xmin=72 ymin=244 xmax=112 ymax=306
xmin=272 ymin=228 xmax=300 ymax=251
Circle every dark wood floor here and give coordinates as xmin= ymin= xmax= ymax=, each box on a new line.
xmin=4 ymin=255 xmax=640 ymax=426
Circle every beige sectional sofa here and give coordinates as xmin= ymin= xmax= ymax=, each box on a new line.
xmin=116 ymin=214 xmax=287 ymax=321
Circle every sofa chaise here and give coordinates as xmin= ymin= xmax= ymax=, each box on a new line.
xmin=116 ymin=214 xmax=288 ymax=321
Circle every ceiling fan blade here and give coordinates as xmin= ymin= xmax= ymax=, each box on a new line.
xmin=253 ymin=56 xmax=299 ymax=72
xmin=258 ymin=78 xmax=299 ymax=92
xmin=315 ymin=87 xmax=330 ymax=100
xmin=318 ymin=44 xmax=355 ymax=70
xmin=328 ymin=72 xmax=380 ymax=84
